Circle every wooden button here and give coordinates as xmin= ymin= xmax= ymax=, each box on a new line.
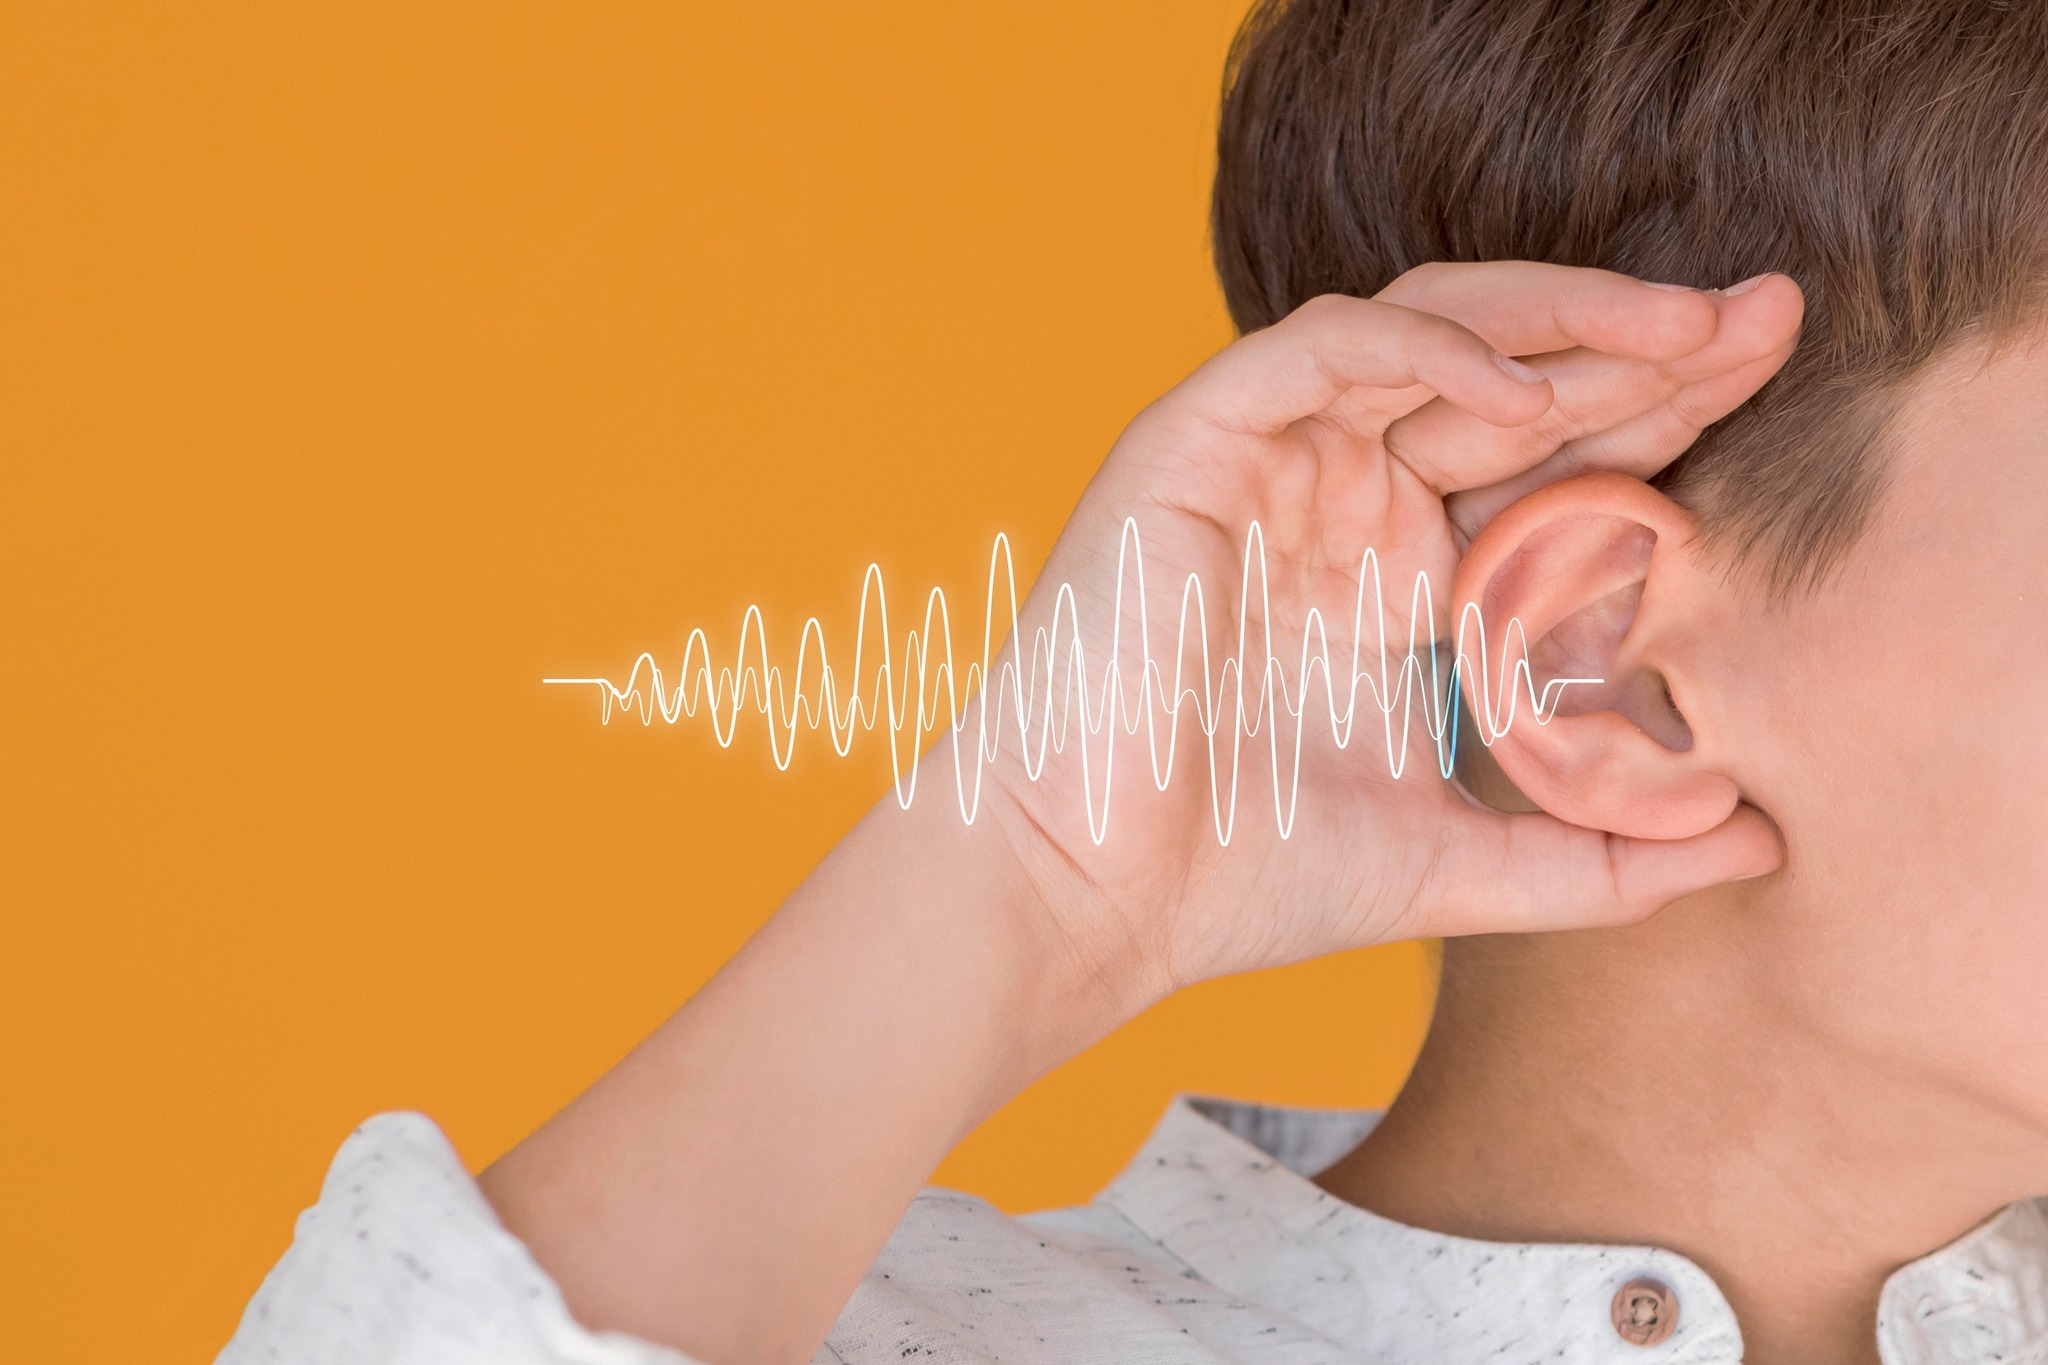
xmin=1611 ymin=1276 xmax=1678 ymax=1347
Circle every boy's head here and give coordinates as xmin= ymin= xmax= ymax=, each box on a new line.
xmin=1215 ymin=0 xmax=2048 ymax=1149
xmin=1217 ymin=0 xmax=2048 ymax=593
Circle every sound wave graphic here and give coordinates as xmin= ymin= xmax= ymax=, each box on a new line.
xmin=545 ymin=519 xmax=1594 ymax=845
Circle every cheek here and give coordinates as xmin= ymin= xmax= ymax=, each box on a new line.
xmin=1737 ymin=549 xmax=2048 ymax=1114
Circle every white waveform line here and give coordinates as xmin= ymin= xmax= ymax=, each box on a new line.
xmin=544 ymin=518 xmax=1596 ymax=846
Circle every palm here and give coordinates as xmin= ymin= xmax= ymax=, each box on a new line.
xmin=991 ymin=388 xmax=1480 ymax=987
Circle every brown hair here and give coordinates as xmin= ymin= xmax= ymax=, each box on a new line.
xmin=1213 ymin=0 xmax=2048 ymax=592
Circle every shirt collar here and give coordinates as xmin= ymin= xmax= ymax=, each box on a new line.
xmin=1878 ymin=1198 xmax=2048 ymax=1365
xmin=1100 ymin=1095 xmax=2048 ymax=1365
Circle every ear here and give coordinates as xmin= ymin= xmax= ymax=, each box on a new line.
xmin=1451 ymin=473 xmax=1737 ymax=841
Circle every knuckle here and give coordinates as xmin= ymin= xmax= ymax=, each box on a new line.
xmin=1387 ymin=259 xmax=1455 ymax=295
xmin=1289 ymin=292 xmax=1360 ymax=325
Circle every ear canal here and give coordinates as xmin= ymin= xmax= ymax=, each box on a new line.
xmin=1473 ymin=515 xmax=1685 ymax=751
xmin=1532 ymin=579 xmax=1693 ymax=752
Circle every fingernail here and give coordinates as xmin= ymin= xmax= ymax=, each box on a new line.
xmin=1493 ymin=352 xmax=1545 ymax=384
xmin=1644 ymin=281 xmax=1697 ymax=293
xmin=1723 ymin=273 xmax=1771 ymax=296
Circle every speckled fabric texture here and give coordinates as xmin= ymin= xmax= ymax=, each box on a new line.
xmin=215 ymin=1113 xmax=693 ymax=1365
xmin=219 ymin=1096 xmax=2048 ymax=1365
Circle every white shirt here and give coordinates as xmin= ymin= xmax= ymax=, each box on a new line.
xmin=217 ymin=1095 xmax=2048 ymax=1365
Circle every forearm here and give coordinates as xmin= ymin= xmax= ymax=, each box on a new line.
xmin=477 ymin=779 xmax=1141 ymax=1365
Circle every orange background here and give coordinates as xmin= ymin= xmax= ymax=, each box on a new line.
xmin=0 ymin=5 xmax=1436 ymax=1360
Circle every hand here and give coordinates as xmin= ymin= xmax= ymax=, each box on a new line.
xmin=979 ymin=263 xmax=1801 ymax=1011
xmin=479 ymin=262 xmax=1804 ymax=1365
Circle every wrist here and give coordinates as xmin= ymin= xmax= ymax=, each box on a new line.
xmin=827 ymin=777 xmax=1167 ymax=1128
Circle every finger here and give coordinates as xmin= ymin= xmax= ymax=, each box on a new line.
xmin=1443 ymin=340 xmax=1797 ymax=541
xmin=1551 ymin=337 xmax=1800 ymax=478
xmin=1441 ymin=334 xmax=1797 ymax=542
xmin=1388 ymin=274 xmax=1803 ymax=494
xmin=1176 ymin=294 xmax=1555 ymax=437
xmin=1390 ymin=346 xmax=1688 ymax=495
xmin=1375 ymin=260 xmax=1726 ymax=362
xmin=1433 ymin=341 xmax=1795 ymax=537
xmin=1412 ymin=799 xmax=1785 ymax=939
xmin=1399 ymin=295 xmax=1797 ymax=481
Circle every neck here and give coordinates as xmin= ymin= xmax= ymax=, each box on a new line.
xmin=1314 ymin=892 xmax=2041 ymax=1365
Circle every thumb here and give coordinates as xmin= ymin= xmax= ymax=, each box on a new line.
xmin=1413 ymin=800 xmax=1784 ymax=939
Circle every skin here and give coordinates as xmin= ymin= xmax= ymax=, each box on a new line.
xmin=479 ymin=262 xmax=1814 ymax=1365
xmin=1319 ymin=327 xmax=2048 ymax=1365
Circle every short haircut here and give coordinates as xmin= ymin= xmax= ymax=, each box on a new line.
xmin=1212 ymin=0 xmax=2048 ymax=592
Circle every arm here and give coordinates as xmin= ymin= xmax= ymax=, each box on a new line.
xmin=480 ymin=757 xmax=1143 ymax=1365
xmin=478 ymin=264 xmax=1803 ymax=1365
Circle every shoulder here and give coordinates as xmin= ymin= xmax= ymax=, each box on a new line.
xmin=219 ymin=1113 xmax=692 ymax=1365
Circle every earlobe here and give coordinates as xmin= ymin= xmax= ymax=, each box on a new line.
xmin=1452 ymin=474 xmax=1740 ymax=841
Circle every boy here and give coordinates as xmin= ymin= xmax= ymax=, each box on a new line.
xmin=221 ymin=2 xmax=2048 ymax=1363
